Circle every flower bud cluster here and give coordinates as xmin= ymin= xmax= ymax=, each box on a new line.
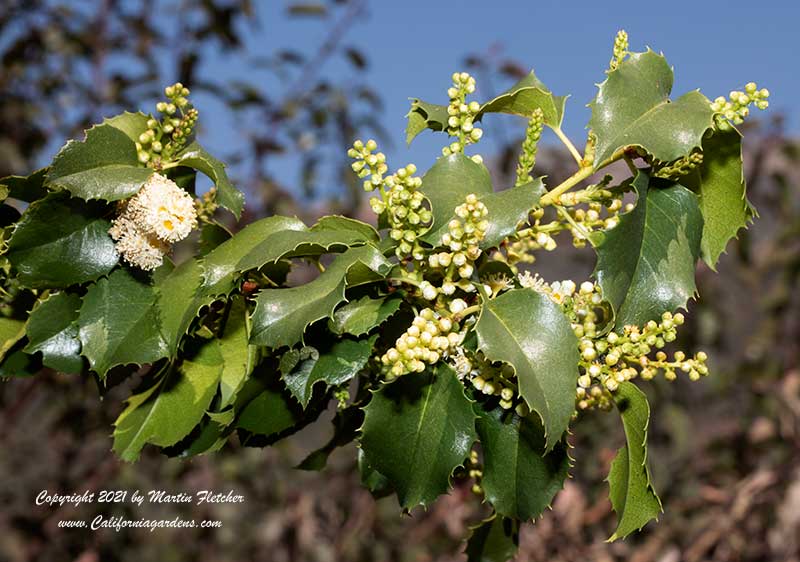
xmin=521 ymin=275 xmax=605 ymax=325
xmin=348 ymin=139 xmax=432 ymax=261
xmin=653 ymin=151 xmax=704 ymax=179
xmin=442 ymin=72 xmax=483 ymax=156
xmin=137 ymin=83 xmax=198 ymax=166
xmin=515 ymin=108 xmax=544 ymax=186
xmin=575 ymin=311 xmax=709 ymax=411
xmin=609 ymin=30 xmax=629 ymax=71
xmin=465 ymin=449 xmax=484 ymax=495
xmin=500 ymin=209 xmax=559 ymax=269
xmin=500 ymin=186 xmax=627 ymax=267
xmin=454 ymin=348 xmax=530 ymax=414
xmin=385 ymin=166 xmax=432 ymax=260
xmin=520 ymin=275 xmax=709 ymax=411
xmin=347 ymin=139 xmax=388 ymax=193
xmin=380 ymin=308 xmax=462 ymax=379
xmin=108 ymin=173 xmax=198 ymax=270
xmin=560 ymin=198 xmax=629 ymax=248
xmin=423 ymin=194 xmax=489 ymax=301
xmin=194 ymin=187 xmax=219 ymax=224
xmin=711 ymin=82 xmax=769 ymax=128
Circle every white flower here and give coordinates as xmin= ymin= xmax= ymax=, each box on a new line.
xmin=518 ymin=271 xmax=548 ymax=291
xmin=108 ymin=173 xmax=200 ymax=271
xmin=108 ymin=216 xmax=168 ymax=271
xmin=450 ymin=348 xmax=472 ymax=379
xmin=126 ymin=173 xmax=198 ymax=243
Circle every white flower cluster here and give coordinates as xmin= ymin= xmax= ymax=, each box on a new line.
xmin=109 ymin=173 xmax=198 ymax=271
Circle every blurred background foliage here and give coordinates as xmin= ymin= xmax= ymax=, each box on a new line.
xmin=0 ymin=0 xmax=383 ymax=217
xmin=1 ymin=1 xmax=798 ymax=561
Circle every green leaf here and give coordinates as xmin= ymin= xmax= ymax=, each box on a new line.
xmin=310 ymin=215 xmax=379 ymax=242
xmin=479 ymin=179 xmax=546 ymax=249
xmin=218 ymin=296 xmax=258 ymax=409
xmin=46 ymin=123 xmax=154 ymax=201
xmin=235 ymin=219 xmax=379 ymax=274
xmin=475 ymin=288 xmax=579 ymax=450
xmin=426 ymin=178 xmax=546 ymax=249
xmin=406 ymin=99 xmax=449 ymax=145
xmin=419 ymin=154 xmax=493 ymax=245
xmin=359 ymin=363 xmax=477 ymax=509
xmin=112 ymin=340 xmax=224 ymax=461
xmin=24 ymin=292 xmax=83 ymax=373
xmin=607 ymin=382 xmax=662 ymax=541
xmin=593 ymin=172 xmax=703 ymax=327
xmin=330 ymin=295 xmax=403 ymax=336
xmin=175 ymin=142 xmax=245 ymax=219
xmin=465 ymin=515 xmax=519 ymax=562
xmin=78 ymin=268 xmax=169 ymax=377
xmin=7 ymin=192 xmax=119 ymax=288
xmin=198 ymin=223 xmax=232 ymax=256
xmin=589 ymin=50 xmax=714 ymax=166
xmin=201 ymin=212 xmax=378 ymax=294
xmin=208 ymin=410 xmax=235 ymax=425
xmin=0 ymin=168 xmax=49 ymax=202
xmin=406 ymin=71 xmax=567 ymax=143
xmin=171 ymin=402 xmax=239 ymax=458
xmin=155 ymin=258 xmax=216 ymax=356
xmin=237 ymin=380 xmax=303 ymax=440
xmin=478 ymin=70 xmax=568 ymax=128
xmin=682 ymin=128 xmax=751 ymax=269
xmin=0 ymin=346 xmax=42 ymax=378
xmin=0 ymin=318 xmax=27 ymax=362
xmin=103 ymin=111 xmax=151 ymax=143
xmin=249 ymin=245 xmax=391 ymax=348
xmin=476 ymin=405 xmax=570 ymax=520
xmin=165 ymin=166 xmax=197 ymax=193
xmin=201 ymin=215 xmax=307 ymax=294
xmin=358 ymin=448 xmax=393 ymax=497
xmin=282 ymin=336 xmax=375 ymax=407
xmin=174 ymin=415 xmax=231 ymax=457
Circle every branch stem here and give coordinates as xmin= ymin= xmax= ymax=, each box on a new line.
xmin=552 ymin=127 xmax=583 ymax=165
xmin=457 ymin=304 xmax=482 ymax=319
xmin=539 ymin=149 xmax=625 ymax=207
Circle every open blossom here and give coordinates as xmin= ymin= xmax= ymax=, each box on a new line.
xmin=109 ymin=173 xmax=198 ymax=270
xmin=125 ymin=172 xmax=198 ymax=242
xmin=108 ymin=216 xmax=169 ymax=271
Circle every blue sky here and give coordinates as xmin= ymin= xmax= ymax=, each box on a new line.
xmin=187 ymin=0 xmax=797 ymax=199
